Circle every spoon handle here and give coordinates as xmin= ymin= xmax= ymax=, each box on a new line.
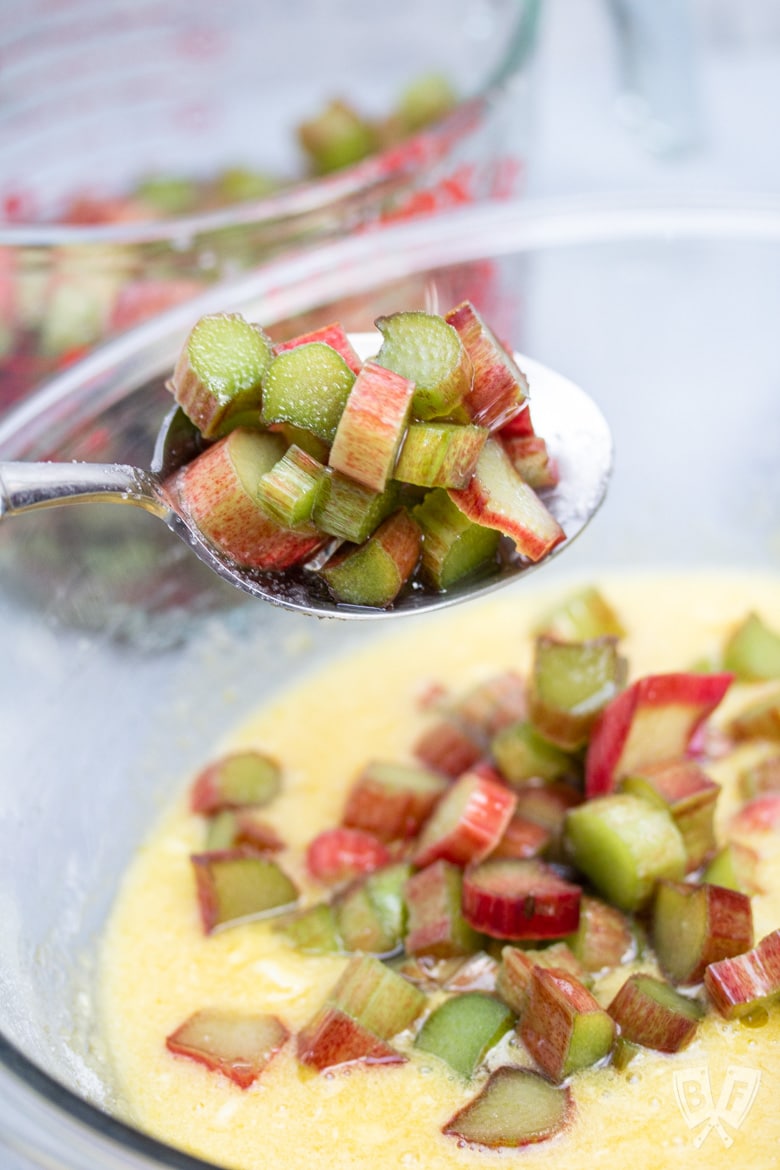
xmin=0 ymin=462 xmax=171 ymax=521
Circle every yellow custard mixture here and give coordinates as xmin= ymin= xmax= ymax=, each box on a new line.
xmin=99 ymin=571 xmax=780 ymax=1170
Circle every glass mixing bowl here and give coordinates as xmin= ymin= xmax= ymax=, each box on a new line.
xmin=0 ymin=0 xmax=539 ymax=408
xmin=1 ymin=193 xmax=779 ymax=1170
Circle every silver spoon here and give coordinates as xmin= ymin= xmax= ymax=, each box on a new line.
xmin=0 ymin=339 xmax=612 ymax=620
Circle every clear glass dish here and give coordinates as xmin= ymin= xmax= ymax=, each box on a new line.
xmin=1 ymin=192 xmax=779 ymax=1170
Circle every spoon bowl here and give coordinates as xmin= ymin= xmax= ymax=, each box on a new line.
xmin=0 ymin=338 xmax=612 ymax=619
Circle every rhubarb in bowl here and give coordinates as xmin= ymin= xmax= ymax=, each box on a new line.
xmin=1 ymin=195 xmax=780 ymax=1170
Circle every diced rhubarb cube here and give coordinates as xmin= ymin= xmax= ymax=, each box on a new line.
xmin=496 ymin=942 xmax=587 ymax=1017
xmin=374 ymin=310 xmax=473 ymax=420
xmin=492 ymin=722 xmax=578 ymax=786
xmin=415 ymin=992 xmax=514 ymax=1079
xmin=622 ymin=759 xmax=720 ymax=871
xmin=329 ymin=361 xmax=415 ymax=492
xmin=607 ymin=973 xmax=703 ymax=1052
xmin=704 ymin=929 xmax=780 ymax=1018
xmin=296 ymin=1006 xmax=405 ymax=1072
xmin=413 ymin=770 xmax=517 ymax=868
xmin=318 ymin=508 xmax=421 ymax=608
xmin=306 ymin=827 xmax=391 ymax=885
xmin=462 ymin=858 xmax=581 ymax=940
xmin=529 ymin=635 xmax=626 ymax=752
xmin=452 ymin=671 xmax=527 ymax=739
xmin=442 ymin=1066 xmax=573 ymax=1149
xmin=501 ymin=434 xmax=560 ymax=491
xmin=190 ymin=750 xmax=281 ymax=813
xmin=166 ymin=1008 xmax=289 ymax=1089
xmin=444 ymin=301 xmax=529 ymax=431
xmin=274 ymin=321 xmax=362 ymax=374
xmin=652 ymin=880 xmax=754 ymax=985
xmin=192 ymin=848 xmax=299 ymax=933
xmin=489 ymin=813 xmax=551 ymax=860
xmin=521 ymin=966 xmax=616 ymax=1081
xmin=412 ymin=488 xmax=501 ymax=591
xmin=564 ymin=895 xmax=636 ymax=973
xmin=394 ymin=422 xmax=488 ymax=489
xmin=533 ymin=586 xmax=626 ymax=643
xmin=413 ymin=715 xmax=484 ymax=778
xmin=404 ymin=860 xmax=483 ymax=958
xmin=342 ymin=760 xmax=448 ymax=842
xmin=333 ymin=864 xmax=410 ymax=956
xmin=329 ymin=954 xmax=427 ymax=1039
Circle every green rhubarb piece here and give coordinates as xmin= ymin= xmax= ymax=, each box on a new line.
xmin=135 ymin=174 xmax=198 ymax=215
xmin=621 ymin=761 xmax=720 ymax=871
xmin=521 ymin=966 xmax=616 ymax=1080
xmin=396 ymin=72 xmax=458 ymax=132
xmin=165 ymin=1008 xmax=289 ymax=1089
xmin=723 ymin=612 xmax=780 ymax=680
xmin=729 ymin=688 xmax=780 ymax=741
xmin=330 ymin=954 xmax=426 ymax=1039
xmin=363 ymin=862 xmax=412 ymax=944
xmin=703 ymin=842 xmax=761 ymax=894
xmin=612 ymin=1036 xmax=643 ymax=1071
xmin=405 ymin=861 xmax=483 ymax=958
xmin=318 ymin=509 xmax=421 ymax=608
xmin=607 ymin=973 xmax=703 ymax=1052
xmin=443 ymin=1066 xmax=572 ymax=1149
xmin=214 ymin=167 xmax=279 ymax=204
xmin=192 ymin=851 xmax=299 ymax=932
xmin=205 ymin=811 xmax=238 ymax=851
xmin=564 ymin=895 xmax=636 ymax=972
xmin=652 ymin=880 xmax=754 ymax=985
xmin=529 ymin=636 xmax=626 ymax=751
xmin=394 ymin=422 xmax=488 ymax=489
xmin=333 ymin=863 xmax=410 ymax=956
xmin=415 ymin=992 xmax=514 ymax=1079
xmin=191 ymin=750 xmax=282 ymax=812
xmin=169 ymin=313 xmax=273 ymax=438
xmin=413 ymin=488 xmax=500 ymax=591
xmin=496 ymin=943 xmax=588 ymax=1016
xmin=314 ymin=471 xmax=399 ymax=543
xmin=298 ymin=99 xmax=377 ymax=174
xmin=533 ymin=586 xmax=627 ymax=642
xmin=256 ymin=444 xmax=328 ymax=527
xmin=272 ymin=422 xmax=331 ymax=463
xmin=563 ymin=794 xmax=686 ymax=912
xmin=492 ymin=721 xmax=576 ymax=786
xmin=261 ymin=342 xmax=355 ymax=443
xmin=375 ymin=311 xmax=473 ymax=420
xmin=281 ymin=902 xmax=342 ymax=954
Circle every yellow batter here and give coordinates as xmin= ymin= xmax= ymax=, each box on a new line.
xmin=99 ymin=570 xmax=780 ymax=1170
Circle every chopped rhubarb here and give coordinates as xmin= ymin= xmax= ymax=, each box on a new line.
xmin=607 ymin=973 xmax=703 ymax=1052
xmin=652 ymin=880 xmax=754 ymax=985
xmin=496 ymin=942 xmax=587 ymax=1016
xmin=444 ymin=301 xmax=530 ymax=431
xmin=622 ymin=759 xmax=720 ymax=871
xmin=318 ymin=508 xmax=421 ymax=608
xmin=492 ymin=721 xmax=578 ymax=786
xmin=462 ymin=858 xmax=581 ymax=940
xmin=192 ymin=849 xmax=299 ymax=933
xmin=306 ymin=827 xmax=391 ymax=885
xmin=190 ymin=750 xmax=282 ymax=814
xmin=298 ymin=99 xmax=377 ymax=175
xmin=274 ymin=322 xmax=362 ymax=375
xmin=728 ymin=688 xmax=780 ymax=741
xmin=205 ymin=810 xmax=284 ymax=853
xmin=448 ymin=439 xmax=565 ymax=563
xmin=313 ymin=470 xmax=399 ymax=543
xmin=396 ymin=72 xmax=457 ymax=132
xmin=375 ymin=310 xmax=473 ymax=420
xmin=166 ymin=1009 xmax=288 ymax=1089
xmin=329 ymin=954 xmax=427 ymax=1039
xmin=511 ymin=783 xmax=583 ymax=859
xmin=563 ymin=794 xmax=686 ymax=912
xmin=329 ymin=361 xmax=415 ymax=492
xmin=167 ymin=312 xmax=273 ymax=438
xmin=490 ymin=813 xmax=551 ymax=860
xmin=394 ymin=422 xmax=488 ymax=489
xmin=501 ymin=434 xmax=560 ymax=490
xmin=342 ymin=760 xmax=448 ymax=842
xmin=533 ymin=586 xmax=627 ymax=643
xmin=703 ymin=841 xmax=761 ymax=894
xmin=584 ymin=671 xmax=734 ymax=797
xmin=280 ymin=902 xmax=342 ymax=954
xmin=413 ymin=770 xmax=517 ymax=869
xmin=297 ymin=1006 xmax=405 ymax=1071
xmin=529 ymin=635 xmax=626 ymax=751
xmin=442 ymin=1066 xmax=572 ymax=1149
xmin=704 ymin=928 xmax=780 ymax=1018
xmin=413 ymin=714 xmax=483 ymax=777
xmin=404 ymin=861 xmax=483 ymax=958
xmin=260 ymin=342 xmax=355 ymax=443
xmin=723 ymin=612 xmax=780 ymax=680
xmin=453 ymin=672 xmax=527 ymax=739
xmin=521 ymin=966 xmax=616 ymax=1081
xmin=333 ymin=863 xmax=410 ymax=955
xmin=412 ymin=488 xmax=501 ymax=591
xmin=173 ymin=428 xmax=324 ymax=569
xmin=415 ymin=992 xmax=514 ymax=1079
xmin=256 ymin=444 xmax=328 ymax=527
xmin=564 ymin=895 xmax=636 ymax=973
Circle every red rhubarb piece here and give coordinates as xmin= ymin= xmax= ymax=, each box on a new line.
xmin=274 ymin=321 xmax=362 ymax=374
xmin=704 ymin=929 xmax=780 ymax=1018
xmin=490 ymin=813 xmax=551 ymax=860
xmin=329 ymin=361 xmax=415 ymax=492
xmin=413 ymin=770 xmax=517 ymax=869
xmin=462 ymin=858 xmax=581 ymax=940
xmin=342 ymin=760 xmax=448 ymax=841
xmin=166 ymin=1009 xmax=289 ymax=1089
xmin=413 ymin=715 xmax=483 ymax=778
xmin=296 ymin=1006 xmax=405 ymax=1072
xmin=306 ymin=827 xmax=391 ymax=885
xmin=444 ymin=300 xmax=529 ymax=431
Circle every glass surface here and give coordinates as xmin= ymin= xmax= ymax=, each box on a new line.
xmin=1 ymin=194 xmax=779 ymax=1168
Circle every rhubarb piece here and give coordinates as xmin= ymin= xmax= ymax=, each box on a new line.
xmin=462 ymin=858 xmax=581 ymax=940
xmin=205 ymin=811 xmax=284 ymax=853
xmin=563 ymin=794 xmax=686 ymax=912
xmin=529 ymin=636 xmax=626 ymax=751
xmin=404 ymin=861 xmax=483 ymax=958
xmin=612 ymin=1037 xmax=643 ymax=1071
xmin=444 ymin=301 xmax=529 ymax=430
xmin=333 ymin=863 xmax=411 ymax=956
xmin=342 ymin=760 xmax=448 ymax=842
xmin=453 ymin=672 xmax=527 ymax=739
xmin=415 ymin=992 xmax=514 ymax=1079
xmin=565 ymin=895 xmax=636 ymax=973
xmin=318 ymin=509 xmax=421 ymax=608
xmin=731 ymin=793 xmax=780 ymax=833
xmin=704 ymin=929 xmax=780 ymax=1018
xmin=274 ymin=322 xmax=362 ymax=375
xmin=256 ymin=444 xmax=328 ymax=527
xmin=362 ymin=862 xmax=412 ymax=943
xmin=622 ymin=759 xmax=720 ymax=871
xmin=739 ymin=753 xmax=780 ymax=799
xmin=374 ymin=310 xmax=473 ymax=420
xmin=413 ymin=770 xmax=517 ymax=869
xmin=191 ymin=750 xmax=282 ymax=814
xmin=174 ymin=429 xmax=324 ymax=569
xmin=192 ymin=849 xmax=299 ymax=933
xmin=607 ymin=973 xmax=703 ymax=1052
xmin=442 ymin=1066 xmax=572 ymax=1149
xmin=396 ymin=72 xmax=457 ymax=132
xmin=584 ymin=672 xmax=734 ymax=797
xmin=313 ymin=471 xmax=399 ymax=543
xmin=703 ymin=841 xmax=761 ymax=894
xmin=166 ymin=1009 xmax=288 ymax=1089
xmin=261 ymin=342 xmax=355 ymax=443
xmin=270 ymin=422 xmax=331 ymax=463
xmin=492 ymin=721 xmax=577 ymax=786
xmin=306 ymin=828 xmax=391 ymax=885
xmin=412 ymin=488 xmax=501 ymax=591
xmin=490 ymin=813 xmax=551 ymax=860
xmin=297 ymin=1006 xmax=404 ymax=1071
xmin=501 ymin=434 xmax=559 ymax=490
xmin=728 ymin=688 xmax=780 ymax=741
xmin=331 ymin=954 xmax=426 ymax=1038
xmin=522 ymin=966 xmax=616 ymax=1081
xmin=652 ymin=880 xmax=754 ymax=985
xmin=168 ymin=313 xmax=273 ymax=438
xmin=281 ymin=902 xmax=342 ymax=954
xmin=298 ymin=99 xmax=377 ymax=174
xmin=329 ymin=361 xmax=414 ymax=492
xmin=723 ymin=612 xmax=780 ymax=680
xmin=448 ymin=439 xmax=565 ymax=562
xmin=511 ymin=783 xmax=583 ymax=859
xmin=414 ymin=714 xmax=483 ymax=777
xmin=534 ymin=586 xmax=627 ymax=642
xmin=394 ymin=422 xmax=488 ymax=489
xmin=496 ymin=943 xmax=587 ymax=1016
